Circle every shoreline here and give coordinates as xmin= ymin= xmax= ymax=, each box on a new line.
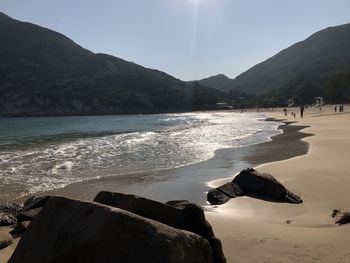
xmin=0 ymin=111 xmax=284 ymax=203
xmin=1 ymin=114 xmax=314 ymax=262
xmin=10 ymin=117 xmax=311 ymax=206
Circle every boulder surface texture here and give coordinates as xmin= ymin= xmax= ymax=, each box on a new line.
xmin=208 ymin=168 xmax=303 ymax=205
xmin=10 ymin=196 xmax=213 ymax=263
xmin=94 ymin=191 xmax=226 ymax=263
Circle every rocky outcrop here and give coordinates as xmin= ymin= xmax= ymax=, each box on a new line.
xmin=208 ymin=168 xmax=302 ymax=205
xmin=332 ymin=209 xmax=350 ymax=225
xmin=0 ymin=197 xmax=49 ymax=227
xmin=1 ymin=196 xmax=50 ymax=239
xmin=207 ymin=182 xmax=244 ymax=205
xmin=207 ymin=189 xmax=231 ymax=205
xmin=0 ymin=203 xmax=23 ymax=214
xmin=0 ymin=203 xmax=23 ymax=226
xmin=16 ymin=207 xmax=42 ymax=222
xmin=22 ymin=196 xmax=51 ymax=211
xmin=10 ymin=196 xmax=213 ymax=263
xmin=94 ymin=191 xmax=226 ymax=263
xmin=0 ymin=214 xmax=17 ymax=226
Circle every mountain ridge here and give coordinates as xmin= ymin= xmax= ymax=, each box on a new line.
xmin=198 ymin=74 xmax=233 ymax=91
xmin=229 ymin=22 xmax=350 ymax=94
xmin=198 ymin=22 xmax=350 ymax=97
xmin=0 ymin=12 xmax=222 ymax=116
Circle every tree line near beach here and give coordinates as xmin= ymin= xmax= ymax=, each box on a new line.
xmin=221 ymin=71 xmax=350 ymax=109
xmin=1 ymin=12 xmax=350 ymax=116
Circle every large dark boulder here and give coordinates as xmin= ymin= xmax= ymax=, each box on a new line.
xmin=208 ymin=168 xmax=302 ymax=205
xmin=10 ymin=196 xmax=213 ymax=263
xmin=94 ymin=191 xmax=226 ymax=263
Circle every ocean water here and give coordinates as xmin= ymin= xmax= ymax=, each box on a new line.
xmin=0 ymin=112 xmax=282 ymax=200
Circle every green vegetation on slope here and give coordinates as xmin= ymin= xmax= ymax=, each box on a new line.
xmin=230 ymin=23 xmax=350 ymax=95
xmin=199 ymin=22 xmax=350 ymax=107
xmin=0 ymin=12 xmax=221 ymax=117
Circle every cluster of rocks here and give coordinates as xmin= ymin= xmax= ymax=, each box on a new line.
xmin=2 ymin=168 xmax=349 ymax=261
xmin=207 ymin=168 xmax=303 ymax=205
xmin=0 ymin=196 xmax=51 ymax=249
xmin=1 ymin=192 xmax=226 ymax=263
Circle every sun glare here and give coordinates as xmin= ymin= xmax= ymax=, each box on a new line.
xmin=189 ymin=0 xmax=203 ymax=6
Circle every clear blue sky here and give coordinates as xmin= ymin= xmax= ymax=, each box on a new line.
xmin=1 ymin=0 xmax=350 ymax=81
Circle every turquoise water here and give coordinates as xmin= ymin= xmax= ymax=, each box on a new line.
xmin=0 ymin=112 xmax=282 ymax=200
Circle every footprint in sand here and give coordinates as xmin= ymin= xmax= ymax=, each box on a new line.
xmin=256 ymin=237 xmax=280 ymax=244
xmin=340 ymin=252 xmax=350 ymax=263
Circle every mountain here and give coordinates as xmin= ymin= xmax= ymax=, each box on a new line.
xmin=0 ymin=12 xmax=220 ymax=116
xmin=198 ymin=74 xmax=233 ymax=91
xmin=229 ymin=23 xmax=350 ymax=94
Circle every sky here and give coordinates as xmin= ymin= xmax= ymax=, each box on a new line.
xmin=1 ymin=0 xmax=350 ymax=81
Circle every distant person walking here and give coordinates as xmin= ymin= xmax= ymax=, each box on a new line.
xmin=300 ymin=106 xmax=304 ymax=118
xmin=335 ymin=106 xmax=337 ymax=112
xmin=283 ymin=108 xmax=287 ymax=116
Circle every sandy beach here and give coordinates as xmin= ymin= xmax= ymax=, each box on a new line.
xmin=2 ymin=105 xmax=350 ymax=262
xmin=206 ymin=105 xmax=350 ymax=262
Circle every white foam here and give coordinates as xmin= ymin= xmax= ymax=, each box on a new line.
xmin=0 ymin=112 xmax=283 ymax=198
xmin=51 ymin=161 xmax=74 ymax=174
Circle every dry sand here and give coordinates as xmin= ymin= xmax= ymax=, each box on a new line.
xmin=206 ymin=105 xmax=350 ymax=263
xmin=0 ymin=227 xmax=19 ymax=262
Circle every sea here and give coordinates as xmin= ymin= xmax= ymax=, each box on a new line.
xmin=0 ymin=112 xmax=282 ymax=201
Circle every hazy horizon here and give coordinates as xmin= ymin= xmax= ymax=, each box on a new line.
xmin=1 ymin=0 xmax=350 ymax=81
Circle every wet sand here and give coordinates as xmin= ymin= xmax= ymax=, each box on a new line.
xmin=20 ymin=119 xmax=311 ymax=205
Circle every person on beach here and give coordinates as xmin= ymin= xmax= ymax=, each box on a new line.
xmin=300 ymin=106 xmax=304 ymax=118
xmin=335 ymin=106 xmax=337 ymax=112
xmin=283 ymin=108 xmax=287 ymax=116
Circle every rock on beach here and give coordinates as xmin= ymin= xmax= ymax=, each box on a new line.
xmin=208 ymin=168 xmax=303 ymax=205
xmin=9 ymin=196 xmax=215 ymax=263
